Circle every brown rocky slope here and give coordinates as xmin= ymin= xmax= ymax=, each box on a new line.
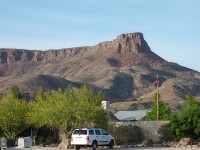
xmin=0 ymin=32 xmax=200 ymax=111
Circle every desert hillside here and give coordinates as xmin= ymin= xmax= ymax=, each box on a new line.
xmin=0 ymin=32 xmax=200 ymax=111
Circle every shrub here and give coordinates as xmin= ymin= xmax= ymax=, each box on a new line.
xmin=158 ymin=94 xmax=200 ymax=142
xmin=158 ymin=123 xmax=175 ymax=142
xmin=108 ymin=124 xmax=144 ymax=145
xmin=142 ymin=138 xmax=152 ymax=146
xmin=146 ymin=93 xmax=173 ymax=121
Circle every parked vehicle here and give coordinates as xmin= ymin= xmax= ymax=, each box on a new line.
xmin=71 ymin=128 xmax=115 ymax=150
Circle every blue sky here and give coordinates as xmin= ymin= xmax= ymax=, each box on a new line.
xmin=1 ymin=0 xmax=200 ymax=72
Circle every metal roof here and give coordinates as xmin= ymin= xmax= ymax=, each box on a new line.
xmin=114 ymin=110 xmax=151 ymax=121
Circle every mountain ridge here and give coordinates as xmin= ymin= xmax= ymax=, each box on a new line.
xmin=0 ymin=33 xmax=164 ymax=66
xmin=0 ymin=32 xmax=200 ymax=111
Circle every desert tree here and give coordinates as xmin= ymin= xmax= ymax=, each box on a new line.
xmin=159 ymin=93 xmax=200 ymax=141
xmin=168 ymin=93 xmax=200 ymax=141
xmin=0 ymin=86 xmax=29 ymax=138
xmin=27 ymin=86 xmax=107 ymax=148
xmin=9 ymin=85 xmax=24 ymax=99
xmin=146 ymin=93 xmax=173 ymax=121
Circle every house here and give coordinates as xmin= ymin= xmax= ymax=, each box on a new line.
xmin=114 ymin=110 xmax=151 ymax=121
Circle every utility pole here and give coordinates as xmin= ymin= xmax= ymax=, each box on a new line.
xmin=156 ymin=75 xmax=159 ymax=121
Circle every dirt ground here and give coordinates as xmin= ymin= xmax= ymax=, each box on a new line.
xmin=5 ymin=145 xmax=200 ymax=150
xmin=30 ymin=146 xmax=200 ymax=150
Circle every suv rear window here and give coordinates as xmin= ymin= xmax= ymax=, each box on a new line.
xmin=73 ymin=130 xmax=87 ymax=135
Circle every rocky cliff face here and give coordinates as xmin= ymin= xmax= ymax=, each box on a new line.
xmin=0 ymin=33 xmax=161 ymax=65
xmin=116 ymin=32 xmax=151 ymax=53
xmin=0 ymin=32 xmax=200 ymax=112
xmin=0 ymin=47 xmax=88 ymax=64
xmin=95 ymin=32 xmax=151 ymax=53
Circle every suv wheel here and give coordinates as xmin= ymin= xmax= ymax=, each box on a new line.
xmin=91 ymin=141 xmax=97 ymax=150
xmin=108 ymin=140 xmax=114 ymax=149
xmin=75 ymin=146 xmax=80 ymax=150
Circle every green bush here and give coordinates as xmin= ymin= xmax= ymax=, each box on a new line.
xmin=108 ymin=124 xmax=144 ymax=145
xmin=158 ymin=93 xmax=200 ymax=142
xmin=36 ymin=136 xmax=44 ymax=145
xmin=158 ymin=124 xmax=175 ymax=142
xmin=142 ymin=138 xmax=152 ymax=146
xmin=146 ymin=93 xmax=173 ymax=121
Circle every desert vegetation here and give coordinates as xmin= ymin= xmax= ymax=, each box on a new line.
xmin=158 ymin=93 xmax=200 ymax=142
xmin=0 ymin=85 xmax=108 ymax=147
xmin=108 ymin=124 xmax=145 ymax=145
xmin=0 ymin=85 xmax=200 ymax=146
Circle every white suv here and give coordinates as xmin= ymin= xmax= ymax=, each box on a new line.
xmin=70 ymin=128 xmax=115 ymax=150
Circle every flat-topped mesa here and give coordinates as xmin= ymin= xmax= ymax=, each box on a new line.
xmin=0 ymin=32 xmax=153 ymax=64
xmin=117 ymin=32 xmax=143 ymax=40
xmin=116 ymin=32 xmax=151 ymax=53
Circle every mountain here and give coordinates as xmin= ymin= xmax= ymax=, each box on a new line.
xmin=0 ymin=32 xmax=200 ymax=112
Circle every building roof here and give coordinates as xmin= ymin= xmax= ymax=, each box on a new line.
xmin=114 ymin=110 xmax=151 ymax=121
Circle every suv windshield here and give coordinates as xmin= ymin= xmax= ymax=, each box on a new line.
xmin=73 ymin=130 xmax=87 ymax=135
xmin=101 ymin=129 xmax=108 ymax=135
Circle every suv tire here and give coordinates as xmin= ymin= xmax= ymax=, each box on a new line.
xmin=75 ymin=146 xmax=80 ymax=150
xmin=108 ymin=140 xmax=114 ymax=149
xmin=91 ymin=141 xmax=97 ymax=150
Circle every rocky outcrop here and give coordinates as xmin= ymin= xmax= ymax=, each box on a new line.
xmin=116 ymin=32 xmax=151 ymax=53
xmin=0 ymin=33 xmax=158 ymax=65
xmin=95 ymin=32 xmax=151 ymax=53
xmin=0 ymin=47 xmax=88 ymax=64
xmin=91 ymin=33 xmax=165 ymax=66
